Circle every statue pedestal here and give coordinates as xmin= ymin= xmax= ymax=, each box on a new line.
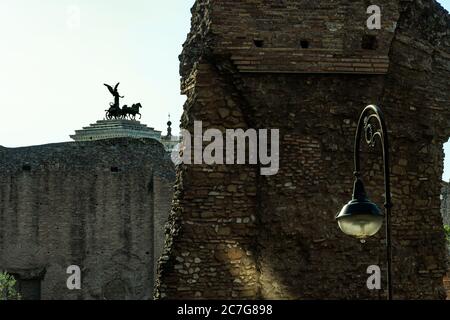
xmin=70 ymin=119 xmax=162 ymax=142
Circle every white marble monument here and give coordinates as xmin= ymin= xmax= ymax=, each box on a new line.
xmin=70 ymin=119 xmax=162 ymax=142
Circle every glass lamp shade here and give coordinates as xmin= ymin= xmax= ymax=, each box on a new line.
xmin=336 ymin=199 xmax=384 ymax=239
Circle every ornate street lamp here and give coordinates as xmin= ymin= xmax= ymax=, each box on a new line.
xmin=336 ymin=105 xmax=393 ymax=300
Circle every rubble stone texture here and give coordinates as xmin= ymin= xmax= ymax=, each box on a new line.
xmin=445 ymin=274 xmax=450 ymax=299
xmin=441 ymin=181 xmax=450 ymax=226
xmin=156 ymin=0 xmax=450 ymax=299
xmin=0 ymin=138 xmax=175 ymax=300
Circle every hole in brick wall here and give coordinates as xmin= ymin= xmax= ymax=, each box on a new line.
xmin=147 ymin=179 xmax=154 ymax=192
xmin=253 ymin=39 xmax=264 ymax=48
xmin=300 ymin=40 xmax=310 ymax=49
xmin=361 ymin=35 xmax=378 ymax=50
xmin=22 ymin=164 xmax=31 ymax=171
xmin=111 ymin=167 xmax=120 ymax=173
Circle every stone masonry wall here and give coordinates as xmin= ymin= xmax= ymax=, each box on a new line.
xmin=442 ymin=181 xmax=450 ymax=226
xmin=156 ymin=0 xmax=450 ymax=299
xmin=0 ymin=138 xmax=174 ymax=300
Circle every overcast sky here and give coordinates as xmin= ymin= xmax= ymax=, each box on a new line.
xmin=0 ymin=0 xmax=449 ymax=176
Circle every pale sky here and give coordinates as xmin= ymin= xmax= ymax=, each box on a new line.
xmin=0 ymin=0 xmax=449 ymax=176
xmin=0 ymin=0 xmax=195 ymax=147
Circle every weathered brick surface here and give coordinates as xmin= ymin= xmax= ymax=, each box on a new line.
xmin=444 ymin=273 xmax=450 ymax=300
xmin=0 ymin=138 xmax=175 ymax=300
xmin=440 ymin=182 xmax=450 ymax=262
xmin=441 ymin=182 xmax=450 ymax=226
xmin=156 ymin=0 xmax=450 ymax=299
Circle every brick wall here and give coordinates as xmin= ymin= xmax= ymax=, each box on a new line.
xmin=0 ymin=138 xmax=175 ymax=300
xmin=156 ymin=0 xmax=450 ymax=300
xmin=441 ymin=182 xmax=450 ymax=226
xmin=444 ymin=273 xmax=450 ymax=300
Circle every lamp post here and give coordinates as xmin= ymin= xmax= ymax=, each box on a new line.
xmin=336 ymin=105 xmax=393 ymax=300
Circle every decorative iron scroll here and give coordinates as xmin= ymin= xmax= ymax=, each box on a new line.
xmin=364 ymin=114 xmax=383 ymax=149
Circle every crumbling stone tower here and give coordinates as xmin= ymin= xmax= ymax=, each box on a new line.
xmin=156 ymin=0 xmax=450 ymax=299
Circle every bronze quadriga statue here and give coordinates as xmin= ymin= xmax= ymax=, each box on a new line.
xmin=104 ymin=83 xmax=142 ymax=120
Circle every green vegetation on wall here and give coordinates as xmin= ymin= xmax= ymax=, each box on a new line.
xmin=445 ymin=225 xmax=450 ymax=245
xmin=0 ymin=272 xmax=21 ymax=300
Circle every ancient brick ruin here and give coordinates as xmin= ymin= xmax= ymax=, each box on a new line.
xmin=0 ymin=139 xmax=174 ymax=299
xmin=156 ymin=0 xmax=450 ymax=299
xmin=442 ymin=181 xmax=450 ymax=226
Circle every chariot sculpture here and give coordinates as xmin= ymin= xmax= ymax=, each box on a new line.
xmin=104 ymin=83 xmax=142 ymax=120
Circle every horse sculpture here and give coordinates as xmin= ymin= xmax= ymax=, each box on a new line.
xmin=105 ymin=104 xmax=142 ymax=120
xmin=124 ymin=103 xmax=142 ymax=120
xmin=104 ymin=83 xmax=142 ymax=120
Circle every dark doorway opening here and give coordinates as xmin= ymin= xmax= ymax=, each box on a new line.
xmin=13 ymin=276 xmax=41 ymax=300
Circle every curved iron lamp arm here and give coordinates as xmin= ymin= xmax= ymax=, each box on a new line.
xmin=354 ymin=105 xmax=393 ymax=300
